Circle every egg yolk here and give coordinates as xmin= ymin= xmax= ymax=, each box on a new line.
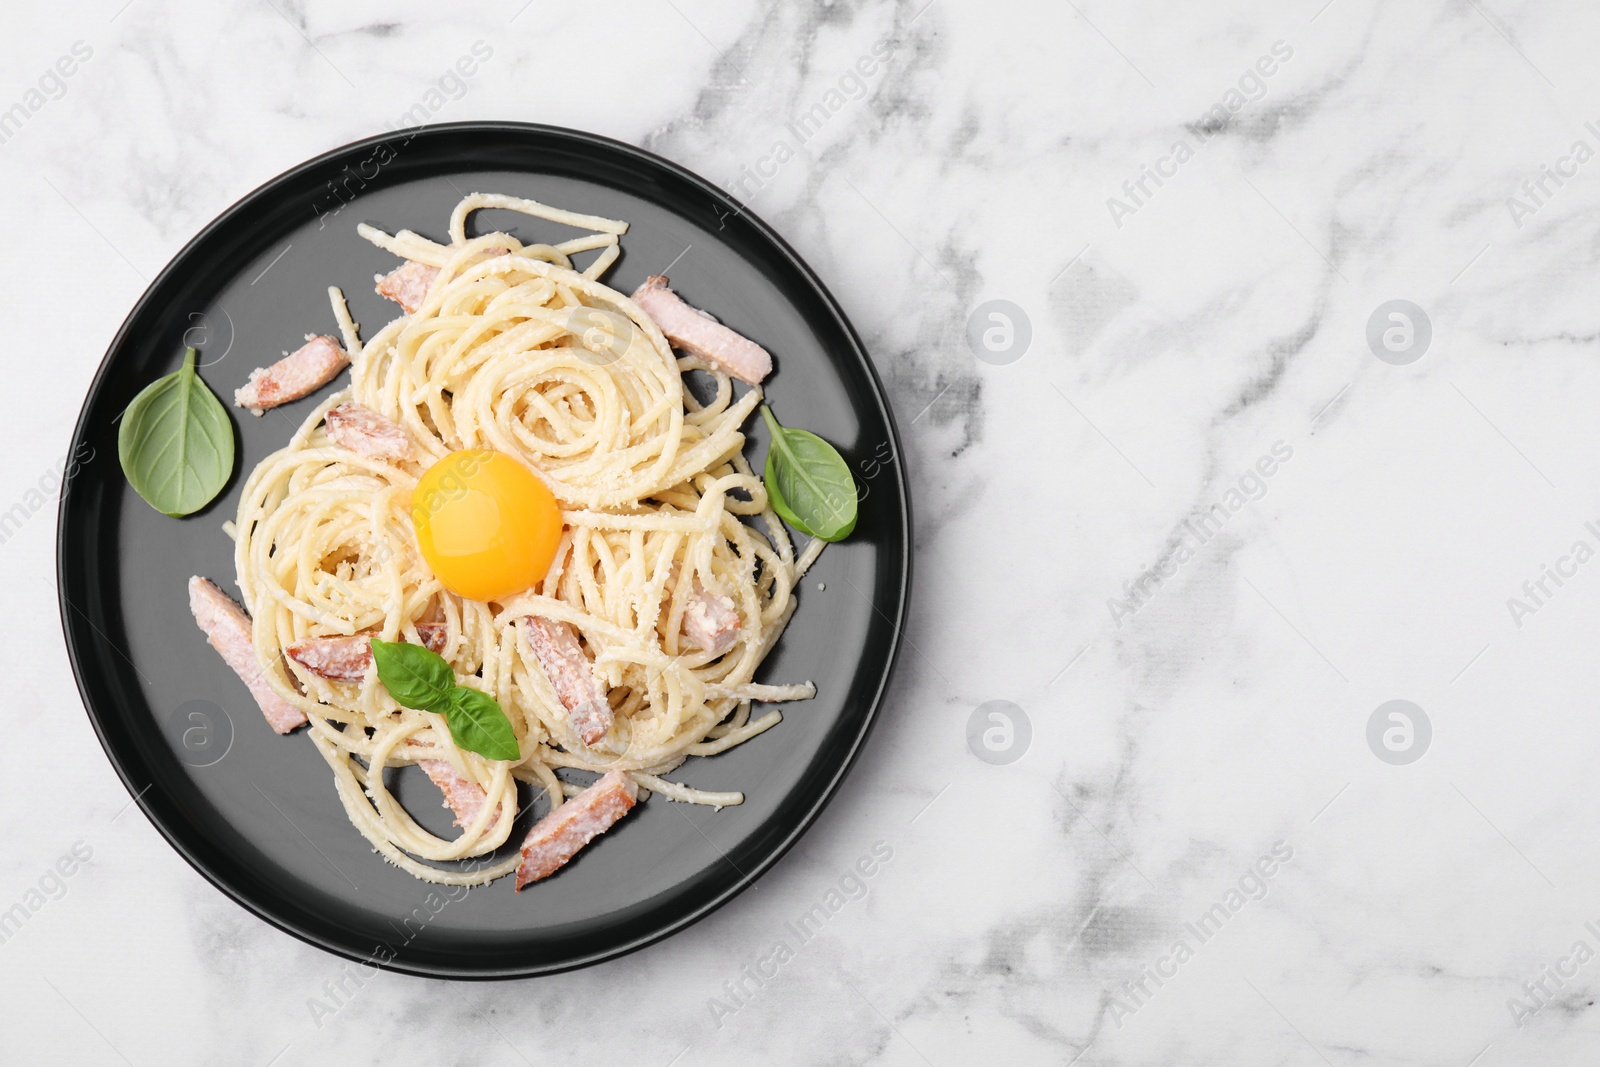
xmin=411 ymin=450 xmax=562 ymax=603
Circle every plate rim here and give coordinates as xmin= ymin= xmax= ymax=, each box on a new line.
xmin=55 ymin=120 xmax=912 ymax=979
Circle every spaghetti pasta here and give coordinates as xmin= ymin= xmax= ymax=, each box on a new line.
xmin=226 ymin=193 xmax=818 ymax=887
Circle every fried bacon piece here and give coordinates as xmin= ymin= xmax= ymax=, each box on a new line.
xmin=515 ymin=770 xmax=639 ymax=889
xmin=285 ymin=624 xmax=448 ymax=681
xmin=417 ymin=758 xmax=500 ymax=831
xmin=521 ymin=617 xmax=612 ymax=746
xmin=234 ymin=335 xmax=349 ymax=414
xmin=187 ymin=577 xmax=307 ymax=734
xmin=682 ymin=581 xmax=741 ymax=656
xmin=323 ymin=402 xmax=411 ymax=461
xmin=375 ymin=260 xmax=439 ymax=313
xmin=630 ymin=275 xmax=773 ymax=384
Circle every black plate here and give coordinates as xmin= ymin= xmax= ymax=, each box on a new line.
xmin=57 ymin=123 xmax=910 ymax=978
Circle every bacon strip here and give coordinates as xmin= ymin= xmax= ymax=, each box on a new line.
xmin=630 ymin=275 xmax=773 ymax=384
xmin=682 ymin=581 xmax=740 ymax=656
xmin=187 ymin=577 xmax=307 ymax=734
xmin=285 ymin=624 xmax=448 ymax=681
xmin=323 ymin=402 xmax=411 ymax=461
xmin=234 ymin=335 xmax=349 ymax=414
xmin=515 ymin=770 xmax=638 ymax=889
xmin=375 ymin=260 xmax=439 ymax=313
xmin=417 ymin=758 xmax=500 ymax=831
xmin=521 ymin=617 xmax=612 ymax=745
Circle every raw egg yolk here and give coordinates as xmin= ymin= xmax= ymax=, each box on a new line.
xmin=411 ymin=450 xmax=562 ymax=603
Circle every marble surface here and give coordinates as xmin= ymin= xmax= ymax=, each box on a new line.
xmin=6 ymin=0 xmax=1600 ymax=1062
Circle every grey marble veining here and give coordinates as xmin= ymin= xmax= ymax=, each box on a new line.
xmin=6 ymin=0 xmax=1600 ymax=1062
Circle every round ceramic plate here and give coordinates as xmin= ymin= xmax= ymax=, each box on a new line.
xmin=57 ymin=122 xmax=910 ymax=978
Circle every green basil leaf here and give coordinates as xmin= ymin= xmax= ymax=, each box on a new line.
xmin=117 ymin=347 xmax=235 ymax=517
xmin=371 ymin=640 xmax=518 ymax=761
xmin=444 ymin=687 xmax=521 ymax=761
xmin=370 ymin=638 xmax=457 ymax=712
xmin=760 ymin=405 xmax=858 ymax=542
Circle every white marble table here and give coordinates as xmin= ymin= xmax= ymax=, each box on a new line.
xmin=6 ymin=0 xmax=1600 ymax=1062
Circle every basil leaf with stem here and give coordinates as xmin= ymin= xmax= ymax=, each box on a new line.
xmin=370 ymin=639 xmax=520 ymax=761
xmin=370 ymin=639 xmax=457 ymax=711
xmin=444 ymin=687 xmax=521 ymax=762
xmin=117 ymin=347 xmax=235 ymax=517
xmin=759 ymin=405 xmax=858 ymax=542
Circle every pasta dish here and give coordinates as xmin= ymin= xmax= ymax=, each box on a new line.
xmin=179 ymin=192 xmax=842 ymax=890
